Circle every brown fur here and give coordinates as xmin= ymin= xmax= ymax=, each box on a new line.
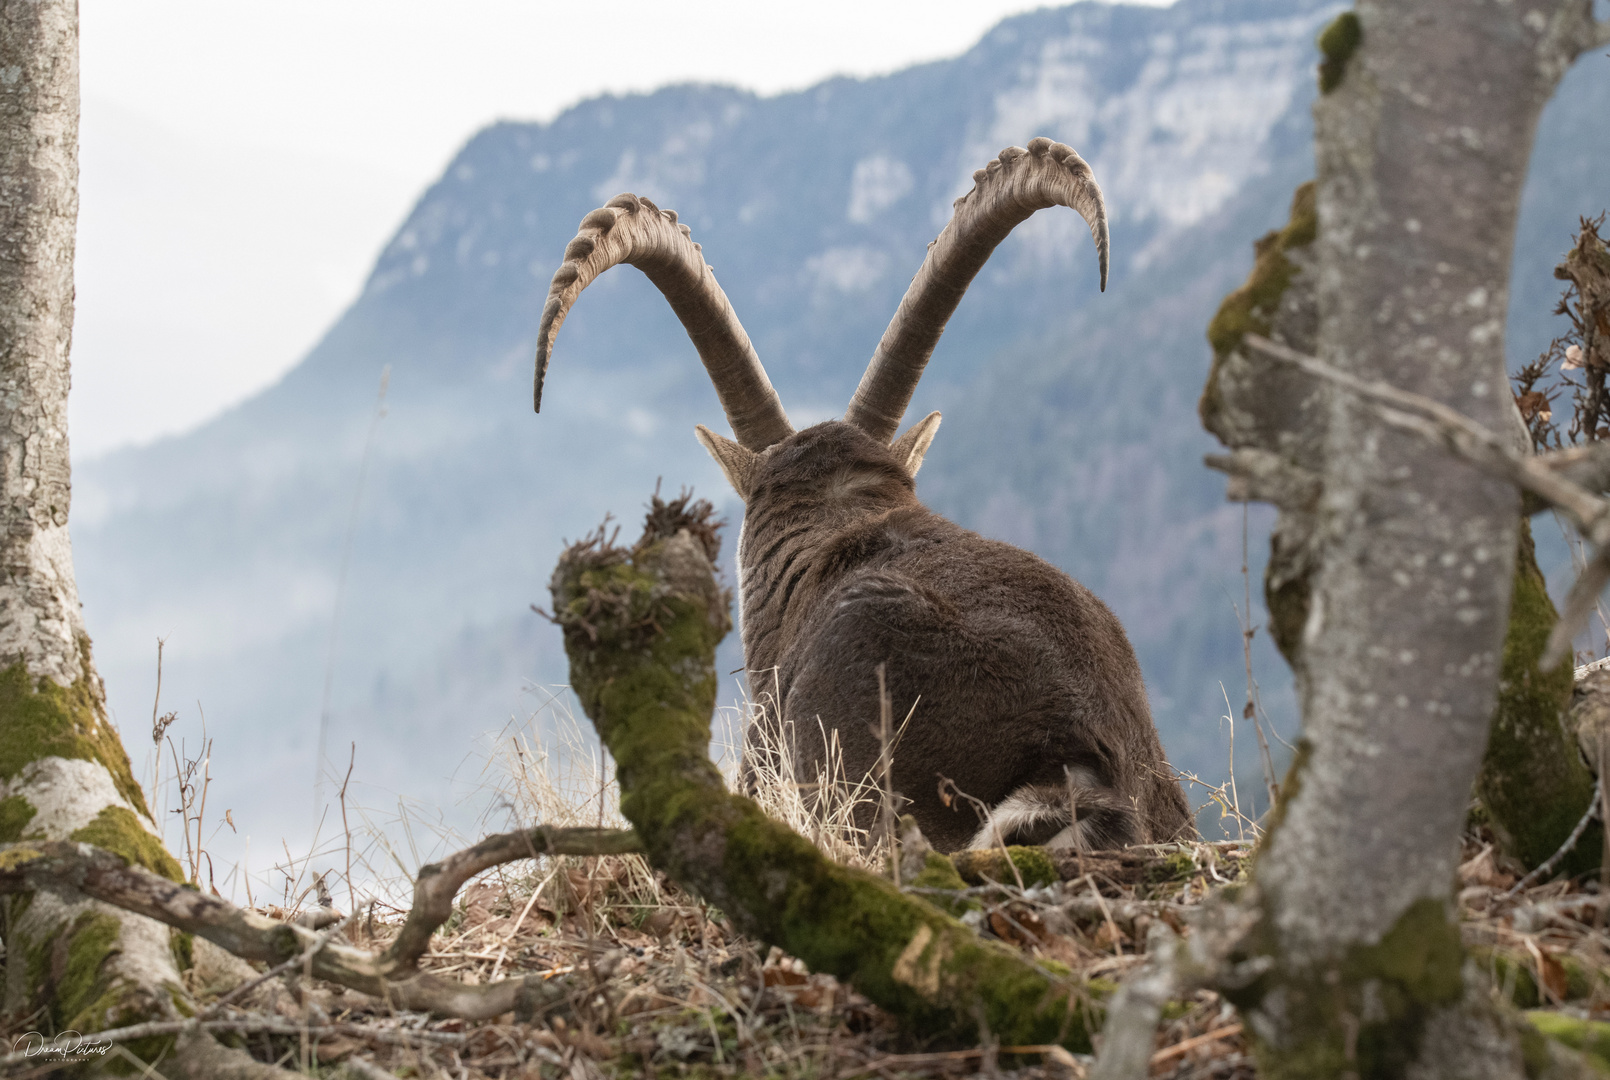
xmin=736 ymin=423 xmax=1193 ymax=853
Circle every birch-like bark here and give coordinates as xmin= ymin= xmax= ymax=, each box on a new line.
xmin=0 ymin=7 xmax=289 ymax=1075
xmin=0 ymin=0 xmax=81 ymax=684
xmin=1220 ymin=3 xmax=1610 ymax=1076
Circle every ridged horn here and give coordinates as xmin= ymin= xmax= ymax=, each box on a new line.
xmin=534 ymin=193 xmax=794 ymax=450
xmin=844 ymin=138 xmax=1110 ymax=443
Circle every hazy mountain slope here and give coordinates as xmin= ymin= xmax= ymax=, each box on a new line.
xmin=71 ymin=0 xmax=1609 ymax=859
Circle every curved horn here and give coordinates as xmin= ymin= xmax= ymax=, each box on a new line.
xmin=844 ymin=138 xmax=1109 ymax=443
xmin=534 ymin=193 xmax=794 ymax=450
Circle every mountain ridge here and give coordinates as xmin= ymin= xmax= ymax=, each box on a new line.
xmin=70 ymin=0 xmax=1609 ymax=860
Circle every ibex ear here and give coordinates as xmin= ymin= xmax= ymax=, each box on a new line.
xmin=695 ymin=425 xmax=760 ymax=500
xmin=890 ymin=411 xmax=942 ymax=477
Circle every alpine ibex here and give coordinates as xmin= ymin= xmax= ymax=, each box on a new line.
xmin=534 ymin=137 xmax=1194 ymax=852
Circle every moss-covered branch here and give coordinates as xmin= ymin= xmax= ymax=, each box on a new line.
xmin=548 ymin=496 xmax=1105 ymax=1048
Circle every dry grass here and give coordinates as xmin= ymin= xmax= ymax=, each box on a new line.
xmin=109 ymin=690 xmax=1610 ymax=1079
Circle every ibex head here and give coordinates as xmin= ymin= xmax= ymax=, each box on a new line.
xmin=533 ymin=136 xmax=1108 ymax=488
xmin=534 ymin=138 xmax=1193 ymax=853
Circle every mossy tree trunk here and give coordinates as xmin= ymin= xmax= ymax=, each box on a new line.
xmin=1205 ymin=119 xmax=1601 ymax=888
xmin=549 ymin=502 xmax=1106 ymax=1049
xmin=1200 ymin=3 xmax=1610 ymax=1077
xmin=0 ymin=5 xmax=287 ymax=1076
xmin=1477 ymin=518 xmax=1600 ymax=876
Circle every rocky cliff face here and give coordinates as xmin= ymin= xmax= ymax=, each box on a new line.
xmin=70 ymin=0 xmax=1609 ymax=857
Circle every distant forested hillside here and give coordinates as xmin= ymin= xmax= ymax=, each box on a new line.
xmin=71 ymin=0 xmax=1610 ymax=857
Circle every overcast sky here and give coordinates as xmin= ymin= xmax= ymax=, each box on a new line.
xmin=69 ymin=1 xmax=1170 ymax=458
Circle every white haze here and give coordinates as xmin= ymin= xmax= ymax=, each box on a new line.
xmin=72 ymin=0 xmax=1175 ymax=458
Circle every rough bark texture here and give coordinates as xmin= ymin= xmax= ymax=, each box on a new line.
xmin=1203 ymin=71 xmax=1601 ymax=888
xmin=1205 ymin=4 xmax=1609 ymax=1077
xmin=0 ymin=0 xmax=80 ymax=689
xmin=1201 ymin=181 xmax=1324 ymax=675
xmin=549 ymin=503 xmax=1107 ymax=1048
xmin=0 ymin=5 xmax=290 ymax=1074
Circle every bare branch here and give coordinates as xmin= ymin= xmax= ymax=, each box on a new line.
xmin=0 ymin=836 xmax=627 ymax=1020
xmin=1537 ymin=442 xmax=1610 ymax=494
xmin=1242 ymin=334 xmax=1610 ymax=532
xmin=1504 ymin=778 xmax=1603 ymax=897
xmin=1242 ymin=333 xmax=1610 ymax=666
xmin=1203 ymin=448 xmax=1321 ymax=509
xmin=205 ymin=906 xmax=364 ymax=1016
xmin=383 ymin=824 xmax=641 ymax=970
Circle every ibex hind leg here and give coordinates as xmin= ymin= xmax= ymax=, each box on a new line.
xmin=967 ymin=779 xmax=1138 ymax=852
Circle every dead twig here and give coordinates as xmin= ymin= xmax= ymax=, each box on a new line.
xmin=384 ymin=824 xmax=641 ymax=970
xmin=204 ymin=905 xmax=365 ymax=1017
xmin=874 ymin=663 xmax=898 ymax=887
xmin=1242 ymin=332 xmax=1610 ymax=666
xmin=0 ymin=835 xmax=619 ymax=1020
xmin=1504 ymin=778 xmax=1602 ymax=899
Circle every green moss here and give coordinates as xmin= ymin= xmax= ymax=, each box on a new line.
xmin=1201 ymin=181 xmax=1318 ymax=436
xmin=1258 ymin=738 xmax=1312 ymax=850
xmin=0 ymin=792 xmax=36 ymax=841
xmin=1351 ymin=897 xmax=1463 ymax=1004
xmin=1520 ymin=1021 xmax=1559 ymax=1079
xmin=1146 ymin=851 xmax=1196 ymax=885
xmin=950 ymin=846 xmax=1059 ymax=888
xmin=55 ymin=910 xmax=124 ymax=1029
xmin=909 ymin=851 xmax=977 ymax=917
xmin=1527 ymin=1012 xmax=1610 ymax=1072
xmin=1205 ymin=182 xmax=1316 ymax=364
xmin=1229 ymin=897 xmax=1464 ymax=1078
xmin=69 ymin=805 xmax=184 ymax=883
xmin=1265 ymin=564 xmax=1311 ymax=670
xmin=553 ymin=522 xmax=1106 ymax=1049
xmin=1479 ymin=518 xmax=1601 ymax=875
xmin=0 ymin=655 xmax=152 ymax=821
xmin=1317 ymin=12 xmax=1362 ymax=94
xmin=1473 ymin=947 xmax=1596 ymax=1007
xmin=171 ymin=930 xmax=195 ymax=976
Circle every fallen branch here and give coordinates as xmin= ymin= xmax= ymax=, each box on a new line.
xmin=381 ymin=824 xmax=640 ymax=970
xmin=1242 ymin=333 xmax=1610 ymax=665
xmin=548 ymin=498 xmax=1109 ymax=1048
xmin=0 ymin=1017 xmax=463 ymax=1071
xmin=1150 ymin=1022 xmax=1243 ymax=1066
xmin=207 ymin=905 xmax=365 ymax=1016
xmin=0 ymin=837 xmax=600 ymax=1020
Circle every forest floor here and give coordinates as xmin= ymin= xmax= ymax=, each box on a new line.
xmin=107 ymin=825 xmax=1606 ymax=1080
xmin=10 ymin=707 xmax=1608 ymax=1080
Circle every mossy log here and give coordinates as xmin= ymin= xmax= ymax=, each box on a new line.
xmin=1477 ymin=518 xmax=1602 ymax=875
xmin=548 ymin=499 xmax=1103 ymax=1047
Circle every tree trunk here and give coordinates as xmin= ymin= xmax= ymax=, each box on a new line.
xmin=0 ymin=5 xmax=288 ymax=1075
xmin=1213 ymin=3 xmax=1609 ymax=1076
xmin=1476 ymin=517 xmax=1599 ymax=875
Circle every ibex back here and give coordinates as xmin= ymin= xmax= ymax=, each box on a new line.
xmin=533 ymin=137 xmax=1194 ymax=852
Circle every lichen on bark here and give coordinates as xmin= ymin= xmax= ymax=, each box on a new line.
xmin=549 ymin=496 xmax=1107 ymax=1047
xmin=1200 ymin=179 xmax=1325 ymax=674
xmin=1197 ymin=2 xmax=1610 ymax=1075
